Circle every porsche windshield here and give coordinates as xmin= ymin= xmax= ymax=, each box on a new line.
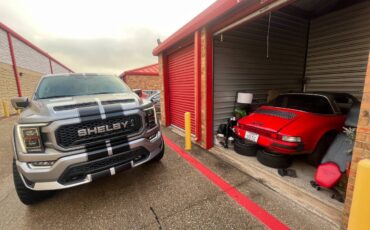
xmin=35 ymin=75 xmax=131 ymax=99
xmin=270 ymin=94 xmax=334 ymax=114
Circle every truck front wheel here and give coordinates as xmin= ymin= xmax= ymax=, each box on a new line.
xmin=13 ymin=159 xmax=55 ymax=205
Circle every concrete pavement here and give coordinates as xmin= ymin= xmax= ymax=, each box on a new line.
xmin=0 ymin=116 xmax=336 ymax=229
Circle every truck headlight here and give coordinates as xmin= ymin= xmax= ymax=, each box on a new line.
xmin=17 ymin=124 xmax=47 ymax=153
xmin=281 ymin=135 xmax=301 ymax=143
xmin=145 ymin=107 xmax=157 ymax=129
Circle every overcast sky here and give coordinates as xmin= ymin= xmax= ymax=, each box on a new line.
xmin=0 ymin=0 xmax=215 ymax=74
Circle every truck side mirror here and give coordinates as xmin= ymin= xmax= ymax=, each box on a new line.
xmin=11 ymin=97 xmax=29 ymax=109
xmin=133 ymin=89 xmax=142 ymax=97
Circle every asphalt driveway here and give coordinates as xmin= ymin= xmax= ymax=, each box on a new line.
xmin=0 ymin=116 xmax=336 ymax=229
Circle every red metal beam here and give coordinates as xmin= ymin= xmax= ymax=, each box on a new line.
xmin=210 ymin=0 xmax=266 ymax=32
xmin=194 ymin=31 xmax=202 ymax=142
xmin=49 ymin=58 xmax=53 ymax=74
xmin=7 ymin=32 xmax=22 ymax=97
xmin=153 ymin=0 xmax=241 ymax=56
xmin=0 ymin=22 xmax=73 ymax=73
xmin=205 ymin=29 xmax=213 ymax=149
xmin=162 ymin=55 xmax=171 ymax=126
xmin=153 ymin=0 xmax=292 ymax=56
xmin=210 ymin=0 xmax=293 ymax=33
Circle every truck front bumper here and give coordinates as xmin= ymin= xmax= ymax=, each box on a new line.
xmin=15 ymin=131 xmax=163 ymax=191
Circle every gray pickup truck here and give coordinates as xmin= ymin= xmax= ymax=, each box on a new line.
xmin=11 ymin=73 xmax=164 ymax=204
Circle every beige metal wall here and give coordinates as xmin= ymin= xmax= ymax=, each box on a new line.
xmin=304 ymin=1 xmax=370 ymax=99
xmin=213 ymin=9 xmax=309 ymax=131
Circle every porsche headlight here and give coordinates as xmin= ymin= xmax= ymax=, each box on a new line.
xmin=281 ymin=135 xmax=301 ymax=143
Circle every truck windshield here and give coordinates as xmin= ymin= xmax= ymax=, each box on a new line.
xmin=270 ymin=94 xmax=334 ymax=114
xmin=35 ymin=75 xmax=131 ymax=99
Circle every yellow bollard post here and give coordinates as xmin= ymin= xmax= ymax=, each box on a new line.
xmin=2 ymin=100 xmax=10 ymax=117
xmin=348 ymin=159 xmax=370 ymax=230
xmin=185 ymin=112 xmax=191 ymax=150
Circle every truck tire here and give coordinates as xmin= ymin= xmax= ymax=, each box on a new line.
xmin=150 ymin=142 xmax=165 ymax=162
xmin=234 ymin=138 xmax=258 ymax=156
xmin=306 ymin=134 xmax=336 ymax=167
xmin=13 ymin=159 xmax=55 ymax=205
xmin=257 ymin=150 xmax=292 ymax=168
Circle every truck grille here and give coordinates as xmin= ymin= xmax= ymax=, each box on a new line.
xmin=55 ymin=114 xmax=142 ymax=148
xmin=58 ymin=147 xmax=149 ymax=184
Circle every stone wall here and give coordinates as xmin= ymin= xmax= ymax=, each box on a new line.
xmin=12 ymin=37 xmax=51 ymax=74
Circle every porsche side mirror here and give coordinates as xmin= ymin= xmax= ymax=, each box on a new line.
xmin=11 ymin=97 xmax=29 ymax=109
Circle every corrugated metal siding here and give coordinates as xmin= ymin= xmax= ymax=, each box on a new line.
xmin=12 ymin=36 xmax=51 ymax=74
xmin=51 ymin=60 xmax=71 ymax=74
xmin=168 ymin=44 xmax=196 ymax=133
xmin=213 ymin=10 xmax=309 ymax=131
xmin=305 ymin=1 xmax=370 ymax=99
xmin=0 ymin=28 xmax=12 ymax=65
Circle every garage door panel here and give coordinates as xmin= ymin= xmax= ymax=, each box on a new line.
xmin=168 ymin=44 xmax=195 ymax=133
xmin=168 ymin=58 xmax=194 ymax=67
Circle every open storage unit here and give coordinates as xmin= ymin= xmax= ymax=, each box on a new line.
xmin=154 ymin=0 xmax=370 ymax=227
xmin=210 ymin=0 xmax=369 ymax=224
xmin=213 ymin=0 xmax=370 ymax=132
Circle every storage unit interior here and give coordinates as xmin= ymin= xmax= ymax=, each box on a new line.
xmin=212 ymin=0 xmax=370 ymax=213
xmin=214 ymin=0 xmax=370 ymax=132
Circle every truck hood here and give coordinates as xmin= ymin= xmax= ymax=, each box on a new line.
xmin=238 ymin=106 xmax=307 ymax=133
xmin=18 ymin=93 xmax=150 ymax=124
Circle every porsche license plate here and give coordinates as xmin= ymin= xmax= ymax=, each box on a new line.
xmin=244 ymin=131 xmax=259 ymax=143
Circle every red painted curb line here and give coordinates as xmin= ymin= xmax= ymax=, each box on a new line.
xmin=163 ymin=135 xmax=290 ymax=230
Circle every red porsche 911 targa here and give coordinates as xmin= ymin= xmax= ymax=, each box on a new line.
xmin=234 ymin=93 xmax=358 ymax=166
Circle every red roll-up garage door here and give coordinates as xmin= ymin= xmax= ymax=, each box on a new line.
xmin=168 ymin=44 xmax=195 ymax=133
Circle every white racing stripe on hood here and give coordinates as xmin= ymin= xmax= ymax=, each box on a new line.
xmin=95 ymin=98 xmax=106 ymax=120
